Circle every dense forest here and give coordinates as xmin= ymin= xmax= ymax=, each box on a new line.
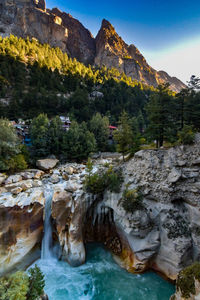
xmin=0 ymin=35 xmax=200 ymax=171
xmin=0 ymin=35 xmax=153 ymax=124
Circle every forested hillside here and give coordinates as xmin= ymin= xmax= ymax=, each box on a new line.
xmin=0 ymin=35 xmax=200 ymax=172
xmin=0 ymin=35 xmax=154 ymax=124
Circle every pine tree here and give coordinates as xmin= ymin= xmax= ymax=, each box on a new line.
xmin=89 ymin=113 xmax=109 ymax=152
xmin=113 ymin=111 xmax=133 ymax=160
xmin=62 ymin=121 xmax=96 ymax=161
xmin=30 ymin=113 xmax=49 ymax=158
xmin=145 ymin=83 xmax=175 ymax=147
xmin=0 ymin=118 xmax=20 ymax=170
xmin=48 ymin=116 xmax=63 ymax=155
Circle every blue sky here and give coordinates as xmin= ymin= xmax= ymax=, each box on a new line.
xmin=46 ymin=0 xmax=200 ymax=83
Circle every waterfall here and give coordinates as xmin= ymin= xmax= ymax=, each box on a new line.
xmin=41 ymin=185 xmax=54 ymax=259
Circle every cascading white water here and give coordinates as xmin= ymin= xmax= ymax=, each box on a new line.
xmin=41 ymin=185 xmax=54 ymax=259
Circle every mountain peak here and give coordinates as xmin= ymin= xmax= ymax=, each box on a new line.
xmin=101 ymin=19 xmax=113 ymax=29
xmin=0 ymin=0 xmax=186 ymax=91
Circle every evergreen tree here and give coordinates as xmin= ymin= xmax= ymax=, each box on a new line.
xmin=48 ymin=116 xmax=63 ymax=156
xmin=30 ymin=113 xmax=49 ymax=158
xmin=0 ymin=118 xmax=20 ymax=170
xmin=62 ymin=121 xmax=96 ymax=161
xmin=89 ymin=113 xmax=109 ymax=152
xmin=27 ymin=265 xmax=45 ymax=300
xmin=113 ymin=111 xmax=133 ymax=160
xmin=145 ymin=83 xmax=175 ymax=147
xmin=67 ymin=88 xmax=91 ymax=122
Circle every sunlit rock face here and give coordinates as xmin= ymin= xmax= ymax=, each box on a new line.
xmin=0 ymin=0 xmax=95 ymax=64
xmin=95 ymin=19 xmax=186 ymax=92
xmin=0 ymin=188 xmax=45 ymax=275
xmin=0 ymin=1 xmax=185 ymax=91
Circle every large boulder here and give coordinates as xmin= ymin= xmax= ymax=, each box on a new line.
xmin=0 ymin=188 xmax=45 ymax=275
xmin=52 ymin=186 xmax=86 ymax=266
xmin=36 ymin=159 xmax=59 ymax=171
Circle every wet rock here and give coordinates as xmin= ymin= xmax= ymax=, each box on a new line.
xmin=5 ymin=180 xmax=33 ymax=192
xmin=50 ymin=174 xmax=60 ymax=184
xmin=40 ymin=294 xmax=49 ymax=300
xmin=5 ymin=174 xmax=22 ymax=185
xmin=0 ymin=174 xmax=7 ymax=185
xmin=65 ymin=180 xmax=79 ymax=192
xmin=62 ymin=173 xmax=69 ymax=181
xmin=20 ymin=171 xmax=34 ymax=180
xmin=64 ymin=166 xmax=74 ymax=175
xmin=11 ymin=187 xmax=23 ymax=195
xmin=33 ymin=170 xmax=45 ymax=179
xmin=32 ymin=180 xmax=43 ymax=187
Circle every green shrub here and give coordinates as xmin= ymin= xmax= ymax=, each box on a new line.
xmin=178 ymin=125 xmax=195 ymax=145
xmin=85 ymin=165 xmax=123 ymax=194
xmin=0 ymin=271 xmax=29 ymax=300
xmin=121 ymin=188 xmax=143 ymax=213
xmin=106 ymin=167 xmax=123 ymax=193
xmin=0 ymin=266 xmax=45 ymax=300
xmin=176 ymin=262 xmax=200 ymax=298
xmin=7 ymin=154 xmax=28 ymax=173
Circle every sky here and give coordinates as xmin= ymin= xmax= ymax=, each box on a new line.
xmin=46 ymin=0 xmax=200 ymax=83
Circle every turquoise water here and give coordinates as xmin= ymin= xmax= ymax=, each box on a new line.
xmin=32 ymin=244 xmax=175 ymax=300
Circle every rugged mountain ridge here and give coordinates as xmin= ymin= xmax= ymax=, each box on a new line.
xmin=0 ymin=0 xmax=186 ymax=91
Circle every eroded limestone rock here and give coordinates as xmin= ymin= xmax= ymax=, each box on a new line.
xmin=0 ymin=187 xmax=45 ymax=275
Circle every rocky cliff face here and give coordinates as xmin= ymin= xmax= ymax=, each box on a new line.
xmin=0 ymin=169 xmax=45 ymax=275
xmin=0 ymin=0 xmax=185 ymax=91
xmin=0 ymin=0 xmax=95 ymax=64
xmin=50 ymin=141 xmax=200 ymax=280
xmin=95 ymin=19 xmax=186 ymax=91
xmin=1 ymin=143 xmax=200 ymax=284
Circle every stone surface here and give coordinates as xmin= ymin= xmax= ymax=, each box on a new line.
xmin=1 ymin=143 xmax=200 ymax=282
xmin=95 ymin=19 xmax=186 ymax=92
xmin=64 ymin=166 xmax=74 ymax=175
xmin=36 ymin=159 xmax=59 ymax=171
xmin=0 ymin=174 xmax=6 ymax=185
xmin=5 ymin=174 xmax=22 ymax=185
xmin=50 ymin=174 xmax=60 ymax=184
xmin=0 ymin=187 xmax=45 ymax=275
xmin=11 ymin=186 xmax=23 ymax=195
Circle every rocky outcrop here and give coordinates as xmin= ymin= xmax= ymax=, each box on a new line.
xmin=49 ymin=8 xmax=96 ymax=64
xmin=95 ymin=19 xmax=186 ymax=92
xmin=1 ymin=143 xmax=200 ymax=285
xmin=0 ymin=0 xmax=185 ymax=91
xmin=112 ymin=143 xmax=200 ymax=280
xmin=0 ymin=0 xmax=95 ymax=64
xmin=50 ymin=143 xmax=200 ymax=280
xmin=0 ymin=187 xmax=45 ymax=275
xmin=0 ymin=0 xmax=69 ymax=51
